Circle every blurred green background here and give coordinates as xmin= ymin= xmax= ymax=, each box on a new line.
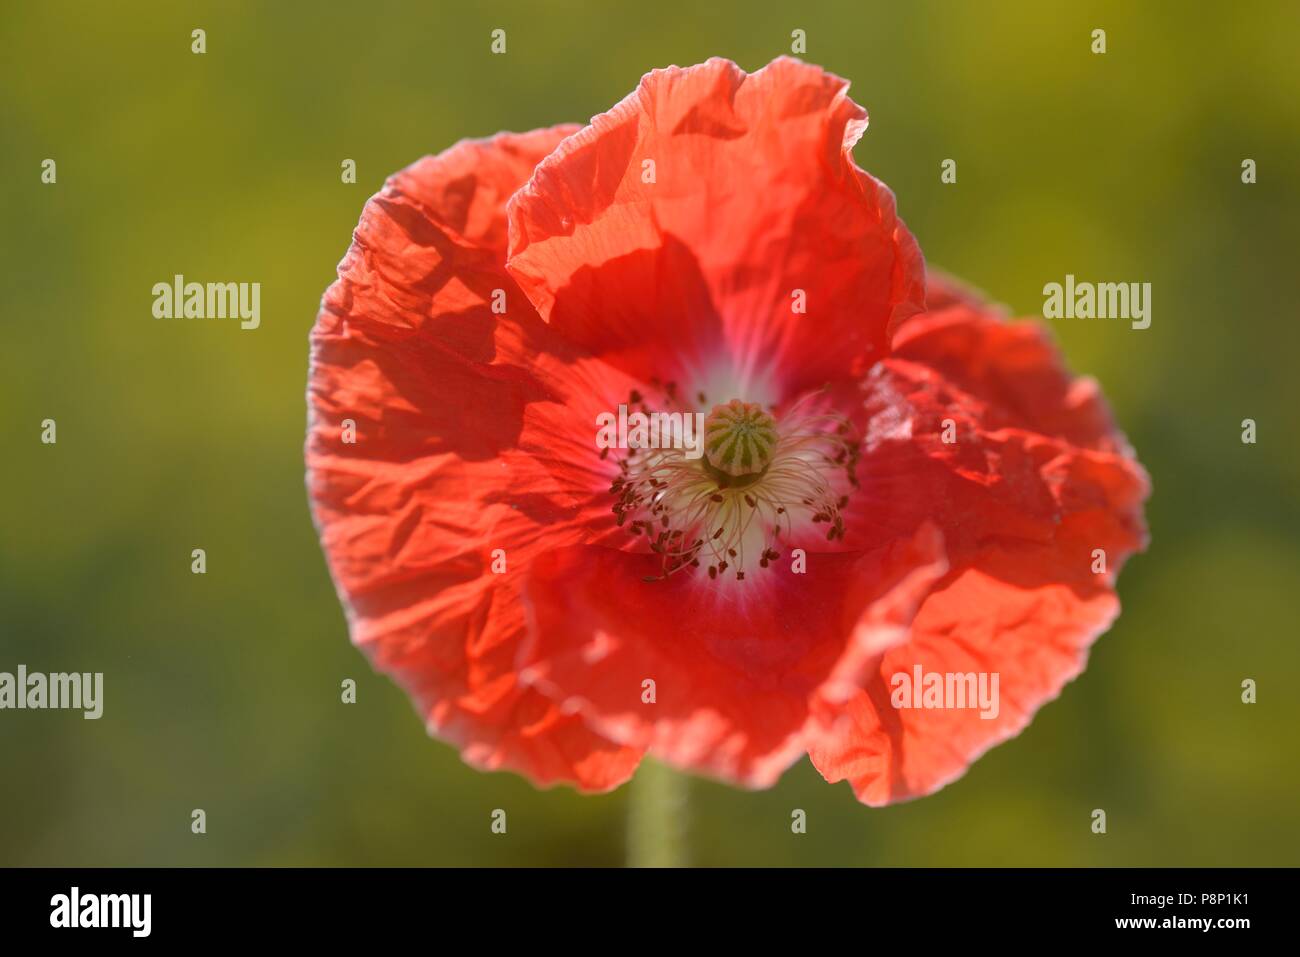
xmin=2 ymin=0 xmax=1298 ymax=866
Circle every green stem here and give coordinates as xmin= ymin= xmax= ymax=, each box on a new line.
xmin=626 ymin=758 xmax=689 ymax=867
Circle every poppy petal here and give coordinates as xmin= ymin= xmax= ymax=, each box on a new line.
xmin=306 ymin=127 xmax=643 ymax=791
xmin=894 ymin=306 xmax=1125 ymax=454
xmin=807 ymin=543 xmax=1126 ymax=806
xmin=809 ymin=319 xmax=1149 ymax=805
xmin=505 ymin=56 xmax=925 ymax=399
xmin=517 ymin=524 xmax=948 ymax=788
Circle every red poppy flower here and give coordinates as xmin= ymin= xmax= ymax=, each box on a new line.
xmin=306 ymin=57 xmax=1149 ymax=804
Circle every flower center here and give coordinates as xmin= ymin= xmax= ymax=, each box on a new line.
xmin=609 ymin=389 xmax=858 ymax=583
xmin=703 ymin=399 xmax=778 ymax=479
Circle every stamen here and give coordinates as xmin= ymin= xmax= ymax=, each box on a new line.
xmin=609 ymin=389 xmax=859 ymax=583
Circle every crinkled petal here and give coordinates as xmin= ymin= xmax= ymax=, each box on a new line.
xmin=810 ymin=310 xmax=1149 ymax=804
xmin=306 ymin=126 xmax=642 ymax=791
xmin=517 ymin=524 xmax=947 ymax=788
xmin=809 ymin=540 xmax=1124 ymax=806
xmin=894 ymin=305 xmax=1125 ymax=454
xmin=506 ymin=56 xmax=925 ymax=400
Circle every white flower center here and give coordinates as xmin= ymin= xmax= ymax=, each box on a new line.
xmin=610 ymin=391 xmax=858 ymax=582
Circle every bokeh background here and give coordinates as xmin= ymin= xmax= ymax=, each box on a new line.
xmin=3 ymin=0 xmax=1298 ymax=866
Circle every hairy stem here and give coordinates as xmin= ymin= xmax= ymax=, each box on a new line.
xmin=626 ymin=759 xmax=689 ymax=867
